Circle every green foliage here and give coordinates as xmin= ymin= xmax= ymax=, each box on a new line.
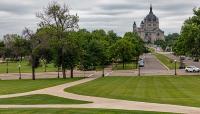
xmin=110 ymin=32 xmax=145 ymax=69
xmin=173 ymin=8 xmax=200 ymax=60
xmin=165 ymin=33 xmax=179 ymax=47
xmin=154 ymin=40 xmax=167 ymax=50
xmin=110 ymin=39 xmax=135 ymax=63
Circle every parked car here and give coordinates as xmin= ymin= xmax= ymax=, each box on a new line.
xmin=185 ymin=66 xmax=200 ymax=72
xmin=138 ymin=59 xmax=144 ymax=67
xmin=180 ymin=56 xmax=186 ymax=60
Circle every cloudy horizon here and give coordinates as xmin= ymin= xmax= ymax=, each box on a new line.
xmin=0 ymin=0 xmax=200 ymax=38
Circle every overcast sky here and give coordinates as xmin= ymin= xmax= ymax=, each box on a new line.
xmin=0 ymin=0 xmax=200 ymax=38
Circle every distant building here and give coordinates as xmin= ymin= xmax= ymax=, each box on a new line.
xmin=133 ymin=5 xmax=164 ymax=43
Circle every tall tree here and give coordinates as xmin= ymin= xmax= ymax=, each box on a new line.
xmin=37 ymin=2 xmax=79 ymax=78
xmin=62 ymin=31 xmax=81 ymax=78
xmin=23 ymin=28 xmax=40 ymax=80
xmin=36 ymin=27 xmax=53 ymax=72
xmin=124 ymin=32 xmax=145 ymax=68
xmin=173 ymin=8 xmax=200 ymax=61
xmin=110 ymin=39 xmax=135 ymax=69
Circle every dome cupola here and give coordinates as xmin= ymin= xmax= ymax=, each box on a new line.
xmin=145 ymin=4 xmax=158 ymax=22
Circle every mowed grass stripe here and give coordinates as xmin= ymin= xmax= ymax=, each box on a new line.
xmin=0 ymin=78 xmax=81 ymax=95
xmin=168 ymin=77 xmax=200 ymax=106
xmin=0 ymin=108 xmax=174 ymax=114
xmin=66 ymin=76 xmax=200 ymax=107
xmin=0 ymin=94 xmax=90 ymax=105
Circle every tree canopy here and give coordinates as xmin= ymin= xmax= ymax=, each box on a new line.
xmin=173 ymin=7 xmax=200 ymax=61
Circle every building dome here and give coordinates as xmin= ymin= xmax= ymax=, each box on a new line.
xmin=145 ymin=5 xmax=158 ymax=22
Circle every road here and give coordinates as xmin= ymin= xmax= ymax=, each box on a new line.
xmin=165 ymin=53 xmax=200 ymax=68
xmin=141 ymin=53 xmax=167 ymax=70
xmin=110 ymin=53 xmax=171 ymax=76
xmin=157 ymin=52 xmax=200 ymax=75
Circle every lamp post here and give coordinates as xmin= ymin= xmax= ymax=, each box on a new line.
xmin=174 ymin=60 xmax=177 ymax=76
xmin=18 ymin=63 xmax=22 ymax=80
xmin=6 ymin=60 xmax=8 ymax=73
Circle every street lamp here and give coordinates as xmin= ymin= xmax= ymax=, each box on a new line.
xmin=174 ymin=60 xmax=177 ymax=76
xmin=6 ymin=60 xmax=8 ymax=73
xmin=18 ymin=63 xmax=22 ymax=80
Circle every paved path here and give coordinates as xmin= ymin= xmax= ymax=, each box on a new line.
xmin=0 ymin=64 xmax=113 ymax=80
xmin=1 ymin=76 xmax=200 ymax=114
xmin=0 ymin=70 xmax=100 ymax=80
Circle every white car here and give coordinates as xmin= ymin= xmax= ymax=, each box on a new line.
xmin=185 ymin=66 xmax=200 ymax=72
xmin=138 ymin=59 xmax=144 ymax=67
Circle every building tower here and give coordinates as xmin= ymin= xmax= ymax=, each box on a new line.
xmin=132 ymin=4 xmax=165 ymax=43
xmin=133 ymin=21 xmax=137 ymax=32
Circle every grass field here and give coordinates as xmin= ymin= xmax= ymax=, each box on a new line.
xmin=0 ymin=108 xmax=174 ymax=114
xmin=0 ymin=94 xmax=90 ymax=105
xmin=154 ymin=53 xmax=180 ymax=69
xmin=66 ymin=76 xmax=200 ymax=107
xmin=0 ymin=78 xmax=81 ymax=95
xmin=0 ymin=61 xmax=57 ymax=74
xmin=113 ymin=63 xmax=137 ymax=70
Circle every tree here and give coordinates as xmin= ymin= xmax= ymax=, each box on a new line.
xmin=123 ymin=32 xmax=145 ymax=68
xmin=173 ymin=8 xmax=200 ymax=61
xmin=13 ymin=36 xmax=30 ymax=61
xmin=36 ymin=27 xmax=53 ymax=72
xmin=23 ymin=28 xmax=40 ymax=80
xmin=0 ymin=41 xmax=5 ymax=59
xmin=165 ymin=33 xmax=179 ymax=47
xmin=37 ymin=1 xmax=79 ymax=78
xmin=62 ymin=31 xmax=81 ymax=78
xmin=110 ymin=39 xmax=135 ymax=69
xmin=107 ymin=30 xmax=120 ymax=45
xmin=154 ymin=40 xmax=167 ymax=51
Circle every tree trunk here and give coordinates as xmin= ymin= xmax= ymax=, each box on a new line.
xmin=102 ymin=66 xmax=105 ymax=77
xmin=31 ymin=55 xmax=36 ymax=80
xmin=136 ymin=56 xmax=139 ymax=69
xmin=122 ymin=53 xmax=125 ymax=69
xmin=70 ymin=67 xmax=74 ymax=78
xmin=62 ymin=68 xmax=66 ymax=79
xmin=57 ymin=67 xmax=60 ymax=79
xmin=44 ymin=61 xmax=47 ymax=72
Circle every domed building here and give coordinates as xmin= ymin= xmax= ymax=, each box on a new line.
xmin=133 ymin=5 xmax=164 ymax=43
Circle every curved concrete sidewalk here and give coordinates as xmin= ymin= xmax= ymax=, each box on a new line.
xmin=0 ymin=76 xmax=200 ymax=114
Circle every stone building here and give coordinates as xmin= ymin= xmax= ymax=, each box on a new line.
xmin=133 ymin=5 xmax=164 ymax=43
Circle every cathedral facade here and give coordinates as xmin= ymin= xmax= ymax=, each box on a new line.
xmin=133 ymin=5 xmax=164 ymax=43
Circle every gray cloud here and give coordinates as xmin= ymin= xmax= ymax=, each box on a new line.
xmin=0 ymin=0 xmax=200 ymax=38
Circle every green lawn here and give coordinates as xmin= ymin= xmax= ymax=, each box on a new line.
xmin=0 ymin=78 xmax=81 ymax=95
xmin=0 ymin=61 xmax=57 ymax=74
xmin=113 ymin=63 xmax=137 ymax=70
xmin=154 ymin=53 xmax=180 ymax=69
xmin=66 ymin=76 xmax=200 ymax=107
xmin=0 ymin=108 xmax=174 ymax=114
xmin=0 ymin=94 xmax=90 ymax=105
